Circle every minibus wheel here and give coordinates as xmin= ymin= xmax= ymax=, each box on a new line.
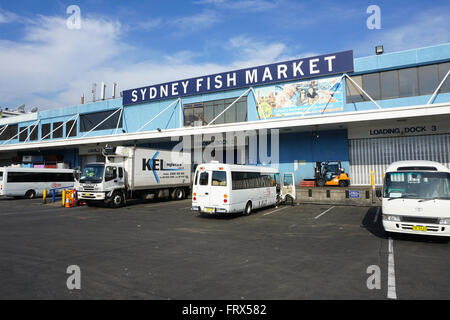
xmin=243 ymin=201 xmax=252 ymax=216
xmin=24 ymin=190 xmax=36 ymax=199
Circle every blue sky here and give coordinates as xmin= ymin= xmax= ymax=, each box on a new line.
xmin=0 ymin=0 xmax=449 ymax=110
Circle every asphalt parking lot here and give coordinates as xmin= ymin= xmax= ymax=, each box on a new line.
xmin=0 ymin=197 xmax=448 ymax=300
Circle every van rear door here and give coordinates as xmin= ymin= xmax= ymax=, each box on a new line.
xmin=209 ymin=170 xmax=228 ymax=208
xmin=196 ymin=170 xmax=211 ymax=208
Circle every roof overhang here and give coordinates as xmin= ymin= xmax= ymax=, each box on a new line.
xmin=1 ymin=101 xmax=450 ymax=152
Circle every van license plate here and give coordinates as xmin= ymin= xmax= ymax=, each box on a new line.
xmin=205 ymin=207 xmax=215 ymax=213
xmin=412 ymin=226 xmax=427 ymax=231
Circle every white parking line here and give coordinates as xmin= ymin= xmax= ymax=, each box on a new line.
xmin=263 ymin=207 xmax=288 ymax=216
xmin=374 ymin=207 xmax=381 ymax=223
xmin=314 ymin=206 xmax=335 ymax=219
xmin=387 ymin=237 xmax=397 ymax=299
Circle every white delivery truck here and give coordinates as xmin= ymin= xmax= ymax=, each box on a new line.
xmin=380 ymin=160 xmax=450 ymax=237
xmin=76 ymin=146 xmax=191 ymax=207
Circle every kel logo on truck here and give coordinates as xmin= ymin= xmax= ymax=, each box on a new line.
xmin=142 ymin=151 xmax=184 ymax=183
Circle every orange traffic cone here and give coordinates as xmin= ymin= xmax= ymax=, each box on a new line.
xmin=65 ymin=197 xmax=71 ymax=208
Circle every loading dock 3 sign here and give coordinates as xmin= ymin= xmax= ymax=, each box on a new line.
xmin=348 ymin=121 xmax=448 ymax=139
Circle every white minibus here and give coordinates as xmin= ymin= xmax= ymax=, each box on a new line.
xmin=380 ymin=160 xmax=450 ymax=237
xmin=191 ymin=162 xmax=295 ymax=215
xmin=0 ymin=167 xmax=74 ymax=199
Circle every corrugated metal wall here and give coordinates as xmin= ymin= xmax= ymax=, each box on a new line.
xmin=349 ymin=134 xmax=450 ymax=185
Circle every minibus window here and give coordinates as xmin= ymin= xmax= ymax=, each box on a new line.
xmin=212 ymin=171 xmax=227 ymax=186
xmin=199 ymin=172 xmax=209 ymax=186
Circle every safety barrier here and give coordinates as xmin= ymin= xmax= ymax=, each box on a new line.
xmin=43 ymin=186 xmax=79 ymax=208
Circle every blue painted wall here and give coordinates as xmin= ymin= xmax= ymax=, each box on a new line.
xmin=277 ymin=130 xmax=349 ymax=184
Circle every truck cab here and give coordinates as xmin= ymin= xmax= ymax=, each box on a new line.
xmin=77 ymin=162 xmax=126 ymax=207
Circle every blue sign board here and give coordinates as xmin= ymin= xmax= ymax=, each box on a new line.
xmin=123 ymin=50 xmax=354 ymax=106
xmin=349 ymin=190 xmax=360 ymax=199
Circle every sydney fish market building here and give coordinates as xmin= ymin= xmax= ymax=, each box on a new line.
xmin=0 ymin=43 xmax=449 ymax=186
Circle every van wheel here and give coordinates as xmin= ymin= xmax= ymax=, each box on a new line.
xmin=172 ymin=188 xmax=186 ymax=200
xmin=25 ymin=190 xmax=36 ymax=199
xmin=243 ymin=201 xmax=252 ymax=216
xmin=111 ymin=191 xmax=124 ymax=208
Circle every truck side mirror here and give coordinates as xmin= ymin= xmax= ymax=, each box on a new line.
xmin=73 ymin=168 xmax=81 ymax=182
xmin=375 ymin=189 xmax=382 ymax=198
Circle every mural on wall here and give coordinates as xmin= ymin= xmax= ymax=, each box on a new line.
xmin=255 ymin=76 xmax=344 ymax=118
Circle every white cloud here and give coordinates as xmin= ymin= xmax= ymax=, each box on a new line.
xmin=194 ymin=0 xmax=277 ymax=12
xmin=171 ymin=9 xmax=220 ymax=32
xmin=355 ymin=7 xmax=450 ymax=57
xmin=0 ymin=8 xmax=19 ymax=23
xmin=0 ymin=11 xmax=311 ymax=111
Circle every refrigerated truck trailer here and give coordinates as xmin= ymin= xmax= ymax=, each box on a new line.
xmin=76 ymin=146 xmax=191 ymax=207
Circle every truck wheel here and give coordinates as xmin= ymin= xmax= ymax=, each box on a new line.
xmin=25 ymin=190 xmax=36 ymax=199
xmin=172 ymin=188 xmax=186 ymax=200
xmin=111 ymin=191 xmax=124 ymax=208
xmin=243 ymin=201 xmax=252 ymax=216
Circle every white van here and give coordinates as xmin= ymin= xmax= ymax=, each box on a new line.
xmin=0 ymin=167 xmax=74 ymax=199
xmin=381 ymin=160 xmax=450 ymax=237
xmin=191 ymin=162 xmax=295 ymax=215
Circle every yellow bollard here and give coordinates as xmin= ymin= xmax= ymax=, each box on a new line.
xmin=370 ymin=170 xmax=374 ymax=188
xmin=62 ymin=190 xmax=66 ymax=207
xmin=43 ymin=189 xmax=47 ymax=204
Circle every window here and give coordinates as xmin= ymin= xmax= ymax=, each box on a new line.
xmin=118 ymin=167 xmax=123 ymax=179
xmin=53 ymin=122 xmax=63 ymax=138
xmin=184 ymin=103 xmax=204 ymax=127
xmin=231 ymin=171 xmax=271 ymax=190
xmin=0 ymin=124 xmax=17 ymax=141
xmin=80 ymin=110 xmax=122 ymax=132
xmin=7 ymin=172 xmax=73 ymax=183
xmin=105 ymin=166 xmax=117 ymax=182
xmin=381 ymin=70 xmax=399 ymax=100
xmin=66 ymin=120 xmax=77 ymax=137
xmin=184 ymin=97 xmax=247 ymax=127
xmin=29 ymin=125 xmax=38 ymax=141
xmin=41 ymin=123 xmax=51 ymax=140
xmin=418 ymin=64 xmax=439 ymax=95
xmin=399 ymin=68 xmax=419 ymax=97
xmin=19 ymin=127 xmax=28 ymax=142
xmin=346 ymin=63 xmax=447 ymax=103
xmin=0 ymin=171 xmax=3 ymax=181
xmin=438 ymin=62 xmax=450 ymax=94
xmin=212 ymin=171 xmax=227 ymax=186
xmin=362 ymin=73 xmax=381 ymax=100
xmin=0 ymin=124 xmax=18 ymax=141
xmin=346 ymin=75 xmax=365 ymax=103
xmin=199 ymin=172 xmax=209 ymax=186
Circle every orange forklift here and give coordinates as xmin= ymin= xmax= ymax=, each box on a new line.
xmin=314 ymin=161 xmax=350 ymax=187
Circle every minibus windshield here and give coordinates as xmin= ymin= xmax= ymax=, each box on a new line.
xmin=80 ymin=164 xmax=105 ymax=184
xmin=384 ymin=171 xmax=450 ymax=200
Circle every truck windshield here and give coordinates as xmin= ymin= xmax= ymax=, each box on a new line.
xmin=80 ymin=164 xmax=104 ymax=183
xmin=384 ymin=171 xmax=450 ymax=199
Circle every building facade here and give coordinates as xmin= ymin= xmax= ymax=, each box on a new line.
xmin=0 ymin=43 xmax=449 ymax=185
